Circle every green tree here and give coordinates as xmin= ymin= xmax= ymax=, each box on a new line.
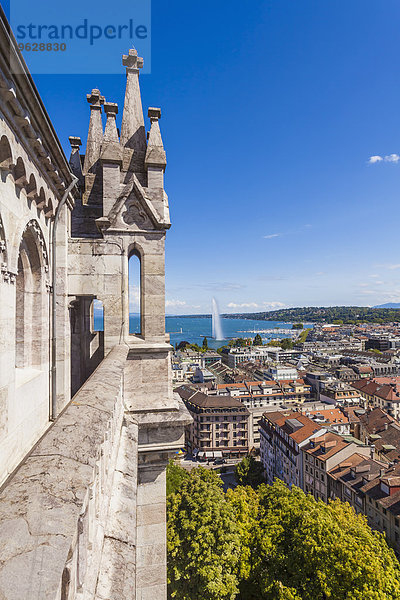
xmin=166 ymin=459 xmax=189 ymax=496
xmin=280 ymin=337 xmax=294 ymax=350
xmin=253 ymin=333 xmax=263 ymax=346
xmin=202 ymin=336 xmax=208 ymax=350
xmin=167 ymin=467 xmax=241 ymax=600
xmin=252 ymin=481 xmax=400 ymax=600
xmin=292 ymin=323 xmax=303 ymax=330
xmin=226 ymin=485 xmax=261 ymax=599
xmin=235 ymin=456 xmax=264 ymax=488
xmin=177 ymin=340 xmax=190 ymax=350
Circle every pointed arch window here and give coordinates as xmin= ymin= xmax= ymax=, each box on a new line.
xmin=128 ymin=251 xmax=141 ymax=334
xmin=15 ymin=222 xmax=48 ymax=369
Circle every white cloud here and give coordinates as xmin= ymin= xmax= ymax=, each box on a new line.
xmin=387 ymin=264 xmax=400 ymax=270
xmin=165 ymin=299 xmax=187 ymax=308
xmin=368 ymin=154 xmax=400 ymax=164
xmin=385 ymin=154 xmax=400 ymax=163
xmin=227 ymin=301 xmax=286 ymax=310
xmin=194 ymin=282 xmax=245 ymax=291
xmin=263 ymin=233 xmax=281 ymax=239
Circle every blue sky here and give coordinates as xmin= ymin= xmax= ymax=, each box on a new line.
xmin=6 ymin=0 xmax=400 ymax=314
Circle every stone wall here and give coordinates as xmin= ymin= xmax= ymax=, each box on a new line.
xmin=0 ymin=344 xmax=191 ymax=600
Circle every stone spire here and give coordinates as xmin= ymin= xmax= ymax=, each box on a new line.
xmin=68 ymin=136 xmax=83 ymax=184
xmin=145 ymin=108 xmax=166 ymax=169
xmin=120 ymin=49 xmax=146 ymax=152
xmin=101 ymin=102 xmax=122 ymax=165
xmin=83 ymin=89 xmax=104 ymax=175
xmin=103 ymin=102 xmax=119 ymax=143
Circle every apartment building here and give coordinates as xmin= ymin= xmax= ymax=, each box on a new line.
xmin=259 ymin=411 xmax=325 ymax=488
xmin=362 ymin=468 xmax=400 ymax=553
xmin=328 ymin=453 xmax=384 ymax=512
xmin=216 ymin=379 xmax=315 ymax=447
xmin=302 ymin=432 xmax=370 ymax=502
xmin=351 ymin=379 xmax=400 ymax=419
xmin=176 ymin=385 xmax=250 ymax=458
xmin=265 ymin=364 xmax=299 ymax=381
xmin=319 ymin=380 xmax=362 ymax=405
xmin=303 ymin=407 xmax=350 ymax=435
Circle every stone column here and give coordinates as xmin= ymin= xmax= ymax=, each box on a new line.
xmin=83 ymin=89 xmax=104 ymax=205
xmin=55 ymin=202 xmax=71 ymax=413
xmin=123 ymin=347 xmax=192 ymax=600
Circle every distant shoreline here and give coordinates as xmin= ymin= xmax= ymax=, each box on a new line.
xmin=165 ymin=305 xmax=400 ymax=325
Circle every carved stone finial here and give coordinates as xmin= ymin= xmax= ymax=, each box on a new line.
xmin=148 ymin=107 xmax=161 ymax=122
xmin=122 ymin=48 xmax=144 ymax=71
xmin=104 ymin=102 xmax=118 ymax=117
xmin=86 ymin=89 xmax=105 ymax=109
xmin=69 ymin=136 xmax=82 ymax=149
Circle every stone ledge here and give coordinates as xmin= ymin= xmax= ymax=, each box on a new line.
xmin=0 ymin=345 xmax=128 ymax=600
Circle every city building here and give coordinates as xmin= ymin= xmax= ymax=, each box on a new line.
xmin=351 ymin=379 xmax=400 ymax=419
xmin=259 ymin=411 xmax=325 ymax=488
xmin=192 ymin=366 xmax=216 ymax=384
xmin=265 ymin=364 xmax=299 ymax=381
xmin=328 ymin=453 xmax=385 ymax=511
xmin=302 ymin=432 xmax=370 ymax=502
xmin=361 ymin=467 xmax=400 ymax=553
xmin=319 ymin=380 xmax=362 ymax=405
xmin=221 ymin=346 xmax=273 ymax=368
xmin=176 ymin=385 xmax=250 ymax=458
xmin=303 ymin=407 xmax=350 ymax=435
xmin=216 ymin=378 xmax=315 ymax=447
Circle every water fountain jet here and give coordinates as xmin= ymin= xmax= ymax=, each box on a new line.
xmin=212 ymin=297 xmax=224 ymax=340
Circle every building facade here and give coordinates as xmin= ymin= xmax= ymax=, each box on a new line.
xmin=302 ymin=432 xmax=370 ymax=502
xmin=177 ymin=385 xmax=249 ymax=457
xmin=259 ymin=411 xmax=325 ymax=489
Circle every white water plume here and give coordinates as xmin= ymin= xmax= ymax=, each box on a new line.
xmin=212 ymin=297 xmax=224 ymax=340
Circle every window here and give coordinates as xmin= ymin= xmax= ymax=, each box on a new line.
xmin=15 ymin=221 xmax=48 ymax=369
xmin=128 ymin=251 xmax=141 ymax=334
xmin=92 ymin=299 xmax=104 ymax=332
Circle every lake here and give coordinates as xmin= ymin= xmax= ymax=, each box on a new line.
xmin=93 ymin=313 xmax=303 ymax=349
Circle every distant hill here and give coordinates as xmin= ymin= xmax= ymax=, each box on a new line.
xmin=222 ymin=305 xmax=400 ymax=324
xmin=373 ymin=303 xmax=400 ymax=309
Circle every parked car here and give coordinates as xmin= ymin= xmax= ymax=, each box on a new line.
xmin=214 ymin=458 xmax=226 ymax=465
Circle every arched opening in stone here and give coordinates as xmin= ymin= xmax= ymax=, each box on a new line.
xmin=15 ymin=224 xmax=47 ymax=369
xmin=26 ymin=173 xmax=37 ymax=200
xmin=37 ymin=187 xmax=46 ymax=210
xmin=92 ymin=298 xmax=104 ymax=332
xmin=0 ymin=135 xmax=13 ymax=170
xmin=13 ymin=157 xmax=27 ymax=188
xmin=44 ymin=198 xmax=54 ymax=218
xmin=70 ymin=296 xmax=105 ymax=397
xmin=60 ymin=567 xmax=70 ymax=600
xmin=128 ymin=251 xmax=142 ymax=334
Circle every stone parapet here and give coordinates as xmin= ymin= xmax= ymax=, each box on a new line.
xmin=0 ymin=342 xmax=192 ymax=600
xmin=0 ymin=345 xmax=129 ymax=600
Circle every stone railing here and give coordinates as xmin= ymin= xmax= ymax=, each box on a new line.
xmin=0 ymin=342 xmax=192 ymax=600
xmin=0 ymin=345 xmax=133 ymax=600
